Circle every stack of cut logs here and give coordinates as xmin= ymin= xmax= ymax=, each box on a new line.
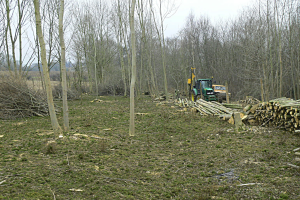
xmin=243 ymin=97 xmax=300 ymax=132
xmin=177 ymin=98 xmax=233 ymax=116
xmin=176 ymin=97 xmax=300 ymax=132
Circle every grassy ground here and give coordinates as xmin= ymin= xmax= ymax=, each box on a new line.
xmin=0 ymin=95 xmax=299 ymax=199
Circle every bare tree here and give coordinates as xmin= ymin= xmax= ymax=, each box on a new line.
xmin=129 ymin=0 xmax=136 ymax=136
xmin=33 ymin=0 xmax=62 ymax=135
xmin=59 ymin=0 xmax=69 ymax=131
xmin=112 ymin=0 xmax=129 ymax=96
xmin=0 ymin=2 xmax=5 ymax=52
xmin=2 ymin=0 xmax=33 ymax=76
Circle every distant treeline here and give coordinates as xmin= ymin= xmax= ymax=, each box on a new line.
xmin=29 ymin=61 xmax=73 ymax=71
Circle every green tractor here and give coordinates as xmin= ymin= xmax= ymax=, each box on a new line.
xmin=188 ymin=68 xmax=217 ymax=102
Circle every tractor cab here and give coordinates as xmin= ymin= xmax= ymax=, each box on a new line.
xmin=187 ymin=67 xmax=216 ymax=102
xmin=193 ymin=79 xmax=216 ymax=101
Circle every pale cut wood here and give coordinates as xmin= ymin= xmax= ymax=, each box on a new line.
xmin=176 ymin=98 xmax=233 ymax=116
xmin=293 ymin=148 xmax=300 ymax=152
xmin=243 ymin=104 xmax=252 ymax=112
xmin=228 ymin=116 xmax=235 ymax=125
xmin=223 ymin=103 xmax=242 ymax=109
xmin=219 ymin=114 xmax=232 ymax=120
xmin=234 ymin=112 xmax=243 ymax=129
xmin=241 ymin=115 xmax=248 ymax=121
xmin=250 ymin=104 xmax=259 ymax=114
xmin=240 ymin=113 xmax=245 ymax=119
xmin=287 ymin=163 xmax=300 ymax=169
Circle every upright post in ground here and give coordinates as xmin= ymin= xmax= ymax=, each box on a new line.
xmin=234 ymin=112 xmax=243 ymax=131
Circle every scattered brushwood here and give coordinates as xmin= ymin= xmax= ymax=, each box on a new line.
xmin=52 ymin=84 xmax=80 ymax=100
xmin=239 ymin=96 xmax=260 ymax=105
xmin=176 ymin=98 xmax=233 ymax=116
xmin=154 ymin=93 xmax=174 ymax=101
xmin=287 ymin=148 xmax=300 ymax=169
xmin=0 ymin=76 xmax=50 ymax=119
xmin=154 ymin=96 xmax=166 ymax=101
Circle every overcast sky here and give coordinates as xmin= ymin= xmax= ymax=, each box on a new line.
xmin=163 ymin=0 xmax=254 ymax=37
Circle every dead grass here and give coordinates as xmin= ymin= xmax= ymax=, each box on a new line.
xmin=0 ymin=95 xmax=299 ymax=199
xmin=26 ymin=80 xmax=61 ymax=90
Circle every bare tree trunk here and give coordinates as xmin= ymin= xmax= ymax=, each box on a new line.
xmin=129 ymin=0 xmax=136 ymax=136
xmin=276 ymin=2 xmax=283 ymax=97
xmin=160 ymin=2 xmax=168 ymax=100
xmin=34 ymin=0 xmax=62 ymax=135
xmin=148 ymin=0 xmax=158 ymax=96
xmin=150 ymin=0 xmax=169 ymax=99
xmin=59 ymin=0 xmax=69 ymax=131
xmin=6 ymin=0 xmax=17 ymax=76
xmin=4 ymin=25 xmax=12 ymax=74
xmin=93 ymin=36 xmax=98 ymax=96
xmin=117 ymin=0 xmax=127 ymax=96
xmin=17 ymin=0 xmax=22 ymax=75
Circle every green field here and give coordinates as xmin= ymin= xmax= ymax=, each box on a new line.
xmin=0 ymin=95 xmax=299 ymax=199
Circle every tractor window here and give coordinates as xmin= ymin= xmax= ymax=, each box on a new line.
xmin=201 ymin=81 xmax=211 ymax=88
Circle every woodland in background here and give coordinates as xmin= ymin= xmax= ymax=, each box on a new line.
xmin=1 ymin=0 xmax=300 ymax=101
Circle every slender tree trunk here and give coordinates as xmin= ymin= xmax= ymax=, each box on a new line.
xmin=129 ymin=0 xmax=136 ymax=136
xmin=118 ymin=30 xmax=127 ymax=96
xmin=59 ymin=0 xmax=69 ymax=131
xmin=148 ymin=1 xmax=158 ymax=96
xmin=35 ymin=28 xmax=44 ymax=91
xmin=150 ymin=0 xmax=168 ymax=99
xmin=5 ymin=25 xmax=12 ymax=74
xmin=33 ymin=0 xmax=62 ymax=135
xmin=6 ymin=0 xmax=17 ymax=76
xmin=267 ymin=0 xmax=274 ymax=98
xmin=117 ymin=0 xmax=127 ymax=96
xmin=17 ymin=0 xmax=22 ymax=75
xmin=160 ymin=14 xmax=168 ymax=100
xmin=94 ymin=36 xmax=98 ymax=96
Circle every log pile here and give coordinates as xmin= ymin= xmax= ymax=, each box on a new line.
xmin=176 ymin=97 xmax=300 ymax=133
xmin=176 ymin=98 xmax=233 ymax=116
xmin=243 ymin=97 xmax=300 ymax=132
